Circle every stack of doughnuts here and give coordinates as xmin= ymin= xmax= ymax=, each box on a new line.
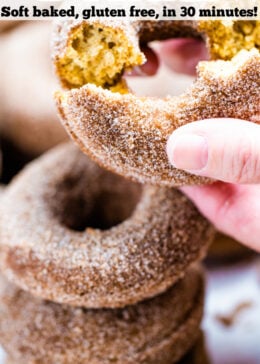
xmin=0 ymin=16 xmax=258 ymax=363
xmin=0 ymin=142 xmax=214 ymax=363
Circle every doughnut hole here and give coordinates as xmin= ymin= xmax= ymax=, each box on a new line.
xmin=55 ymin=20 xmax=259 ymax=97
xmin=56 ymin=22 xmax=144 ymax=92
xmin=49 ymin=169 xmax=142 ymax=231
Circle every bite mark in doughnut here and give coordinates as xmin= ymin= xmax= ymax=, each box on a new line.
xmin=53 ymin=20 xmax=260 ymax=186
xmin=0 ymin=143 xmax=214 ymax=308
xmin=198 ymin=20 xmax=260 ymax=60
xmin=55 ymin=49 xmax=260 ymax=186
xmin=53 ymin=20 xmax=260 ymax=91
xmin=54 ymin=20 xmax=144 ymax=91
xmin=0 ymin=266 xmax=204 ymax=364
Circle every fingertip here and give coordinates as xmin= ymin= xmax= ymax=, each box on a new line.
xmin=141 ymin=46 xmax=160 ymax=76
xmin=166 ymin=133 xmax=174 ymax=165
xmin=160 ymin=38 xmax=208 ymax=76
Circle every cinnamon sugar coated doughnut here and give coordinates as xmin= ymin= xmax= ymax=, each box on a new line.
xmin=0 ymin=143 xmax=214 ymax=308
xmin=0 ymin=266 xmax=204 ymax=364
xmin=53 ymin=19 xmax=260 ymax=186
xmin=5 ymin=334 xmax=210 ymax=364
xmin=0 ymin=22 xmax=67 ymax=156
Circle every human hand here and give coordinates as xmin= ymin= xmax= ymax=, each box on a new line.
xmin=138 ymin=39 xmax=260 ymax=251
xmin=167 ymin=118 xmax=260 ymax=252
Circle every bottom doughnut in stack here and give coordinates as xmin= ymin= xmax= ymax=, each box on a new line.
xmin=0 ymin=266 xmax=204 ymax=364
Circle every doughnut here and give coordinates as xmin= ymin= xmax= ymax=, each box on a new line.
xmin=5 ymin=344 xmax=210 ymax=364
xmin=0 ymin=266 xmax=204 ymax=364
xmin=0 ymin=21 xmax=22 ymax=34
xmin=53 ymin=19 xmax=260 ymax=186
xmin=0 ymin=143 xmax=214 ymax=308
xmin=4 ymin=334 xmax=210 ymax=364
xmin=180 ymin=332 xmax=210 ymax=364
xmin=0 ymin=22 xmax=67 ymax=156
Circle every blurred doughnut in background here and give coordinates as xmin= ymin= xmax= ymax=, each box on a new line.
xmin=0 ymin=21 xmax=67 ymax=158
xmin=0 ymin=21 xmax=23 ymax=34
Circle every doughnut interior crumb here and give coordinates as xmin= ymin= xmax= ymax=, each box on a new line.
xmin=55 ymin=20 xmax=259 ymax=93
xmin=199 ymin=20 xmax=260 ymax=60
xmin=57 ymin=23 xmax=144 ymax=92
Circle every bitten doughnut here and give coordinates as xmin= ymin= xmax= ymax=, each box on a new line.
xmin=0 ymin=143 xmax=214 ymax=308
xmin=0 ymin=22 xmax=67 ymax=156
xmin=53 ymin=19 xmax=260 ymax=186
xmin=0 ymin=266 xmax=204 ymax=364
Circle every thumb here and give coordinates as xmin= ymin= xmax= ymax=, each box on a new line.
xmin=167 ymin=118 xmax=260 ymax=184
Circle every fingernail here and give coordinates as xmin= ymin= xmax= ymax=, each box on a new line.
xmin=167 ymin=134 xmax=208 ymax=171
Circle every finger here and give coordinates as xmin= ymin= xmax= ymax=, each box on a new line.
xmin=167 ymin=118 xmax=260 ymax=184
xmin=127 ymin=46 xmax=160 ymax=76
xmin=160 ymin=38 xmax=208 ymax=76
xmin=181 ymin=183 xmax=260 ymax=252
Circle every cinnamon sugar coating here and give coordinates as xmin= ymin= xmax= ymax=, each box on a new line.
xmin=52 ymin=18 xmax=260 ymax=186
xmin=0 ymin=266 xmax=204 ymax=364
xmin=0 ymin=143 xmax=214 ymax=308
